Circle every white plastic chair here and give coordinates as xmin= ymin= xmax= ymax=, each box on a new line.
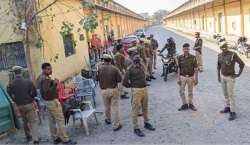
xmin=75 ymin=79 xmax=96 ymax=108
xmin=71 ymin=101 xmax=98 ymax=135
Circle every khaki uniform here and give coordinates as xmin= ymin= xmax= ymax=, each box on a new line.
xmin=97 ymin=64 xmax=122 ymax=128
xmin=114 ymin=52 xmax=126 ymax=96
xmin=7 ymin=75 xmax=39 ymax=141
xmin=123 ymin=64 xmax=149 ymax=129
xmin=177 ymin=54 xmax=198 ymax=105
xmin=194 ymin=38 xmax=203 ymax=70
xmin=45 ymin=99 xmax=69 ymax=142
xmin=218 ymin=51 xmax=245 ymax=113
xmin=19 ymin=104 xmax=39 ymax=141
xmin=151 ymin=39 xmax=159 ymax=68
xmin=137 ymin=43 xmax=147 ymax=65
xmin=40 ymin=75 xmax=69 ymax=142
xmin=145 ymin=44 xmax=154 ymax=76
xmin=101 ymin=88 xmax=120 ymax=127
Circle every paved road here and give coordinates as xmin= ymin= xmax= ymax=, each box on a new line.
xmin=3 ymin=26 xmax=250 ymax=144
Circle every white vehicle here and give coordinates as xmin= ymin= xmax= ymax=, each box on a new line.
xmin=134 ymin=29 xmax=146 ymax=37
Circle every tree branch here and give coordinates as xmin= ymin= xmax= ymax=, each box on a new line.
xmin=31 ymin=0 xmax=59 ymax=20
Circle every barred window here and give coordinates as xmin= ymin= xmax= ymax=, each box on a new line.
xmin=63 ymin=34 xmax=75 ymax=57
xmin=0 ymin=42 xmax=27 ymax=71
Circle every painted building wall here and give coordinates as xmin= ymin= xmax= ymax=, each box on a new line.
xmin=38 ymin=0 xmax=90 ymax=81
xmin=0 ymin=0 xmax=147 ymax=85
xmin=0 ymin=0 xmax=41 ymax=86
xmin=165 ymin=0 xmax=250 ymax=38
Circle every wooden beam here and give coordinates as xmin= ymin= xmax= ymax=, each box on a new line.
xmin=240 ymin=0 xmax=245 ymax=36
xmin=223 ymin=0 xmax=228 ymax=34
xmin=212 ymin=2 xmax=216 ymax=33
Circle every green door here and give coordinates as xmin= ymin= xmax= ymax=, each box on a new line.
xmin=0 ymin=84 xmax=15 ymax=134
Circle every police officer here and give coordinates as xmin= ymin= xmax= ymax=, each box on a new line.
xmin=137 ymin=38 xmax=147 ymax=66
xmin=217 ymin=42 xmax=245 ymax=121
xmin=125 ymin=46 xmax=138 ymax=69
xmin=97 ymin=54 xmax=123 ymax=131
xmin=159 ymin=37 xmax=176 ymax=56
xmin=39 ymin=63 xmax=76 ymax=144
xmin=177 ymin=43 xmax=199 ymax=111
xmin=114 ymin=44 xmax=129 ymax=99
xmin=145 ymin=38 xmax=156 ymax=80
xmin=193 ymin=32 xmax=203 ymax=72
xmin=7 ymin=66 xmax=40 ymax=144
xmin=123 ymin=55 xmax=155 ymax=137
xmin=149 ymin=34 xmax=159 ymax=69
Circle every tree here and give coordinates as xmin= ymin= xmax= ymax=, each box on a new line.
xmin=151 ymin=10 xmax=169 ymax=25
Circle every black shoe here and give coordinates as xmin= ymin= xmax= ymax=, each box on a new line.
xmin=134 ymin=129 xmax=145 ymax=137
xmin=113 ymin=124 xmax=122 ymax=132
xmin=62 ymin=140 xmax=77 ymax=145
xmin=146 ymin=84 xmax=150 ymax=86
xmin=26 ymin=136 xmax=32 ymax=142
xmin=229 ymin=112 xmax=237 ymax=121
xmin=124 ymin=92 xmax=129 ymax=95
xmin=146 ymin=77 xmax=151 ymax=81
xmin=33 ymin=141 xmax=39 ymax=145
xmin=178 ymin=104 xmax=189 ymax=111
xmin=189 ymin=104 xmax=197 ymax=111
xmin=144 ymin=123 xmax=155 ymax=131
xmin=105 ymin=119 xmax=111 ymax=125
xmin=120 ymin=95 xmax=129 ymax=99
xmin=53 ymin=137 xmax=62 ymax=145
xmin=220 ymin=107 xmax=230 ymax=114
xmin=150 ymin=76 xmax=156 ymax=80
xmin=138 ymin=113 xmax=143 ymax=117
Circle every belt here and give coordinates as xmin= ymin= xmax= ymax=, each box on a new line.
xmin=181 ymin=75 xmax=193 ymax=77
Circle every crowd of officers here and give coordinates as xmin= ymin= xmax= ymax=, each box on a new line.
xmin=97 ymin=34 xmax=158 ymax=137
xmin=6 ymin=31 xmax=245 ymax=144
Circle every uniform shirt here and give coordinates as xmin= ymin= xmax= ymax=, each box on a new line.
xmin=125 ymin=57 xmax=133 ymax=70
xmin=151 ymin=39 xmax=159 ymax=50
xmin=39 ymin=74 xmax=58 ymax=101
xmin=217 ymin=51 xmax=245 ymax=77
xmin=137 ymin=44 xmax=147 ymax=63
xmin=145 ymin=44 xmax=153 ymax=58
xmin=7 ymin=75 xmax=37 ymax=106
xmin=114 ymin=52 xmax=126 ymax=73
xmin=177 ymin=54 xmax=198 ymax=76
xmin=123 ymin=64 xmax=147 ymax=88
xmin=97 ymin=64 xmax=122 ymax=89
xmin=194 ymin=38 xmax=203 ymax=54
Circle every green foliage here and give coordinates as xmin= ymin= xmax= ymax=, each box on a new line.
xmin=79 ymin=34 xmax=85 ymax=41
xmin=35 ymin=38 xmax=43 ymax=48
xmin=60 ymin=21 xmax=74 ymax=38
xmin=80 ymin=15 xmax=98 ymax=33
xmin=102 ymin=0 xmax=111 ymax=3
xmin=80 ymin=0 xmax=95 ymax=9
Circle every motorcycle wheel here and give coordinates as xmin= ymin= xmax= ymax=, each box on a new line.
xmin=164 ymin=67 xmax=168 ymax=82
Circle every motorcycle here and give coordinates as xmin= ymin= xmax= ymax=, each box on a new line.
xmin=236 ymin=37 xmax=250 ymax=57
xmin=213 ymin=33 xmax=226 ymax=45
xmin=160 ymin=54 xmax=178 ymax=82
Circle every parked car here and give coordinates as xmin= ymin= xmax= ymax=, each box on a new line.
xmin=134 ymin=29 xmax=146 ymax=37
xmin=121 ymin=35 xmax=139 ymax=56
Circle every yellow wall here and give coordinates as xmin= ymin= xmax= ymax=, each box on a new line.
xmin=165 ymin=0 xmax=250 ymax=38
xmin=226 ymin=2 xmax=241 ymax=36
xmin=0 ymin=0 xmax=147 ymax=85
xmin=243 ymin=0 xmax=250 ymax=37
xmin=39 ymin=0 xmax=89 ymax=80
